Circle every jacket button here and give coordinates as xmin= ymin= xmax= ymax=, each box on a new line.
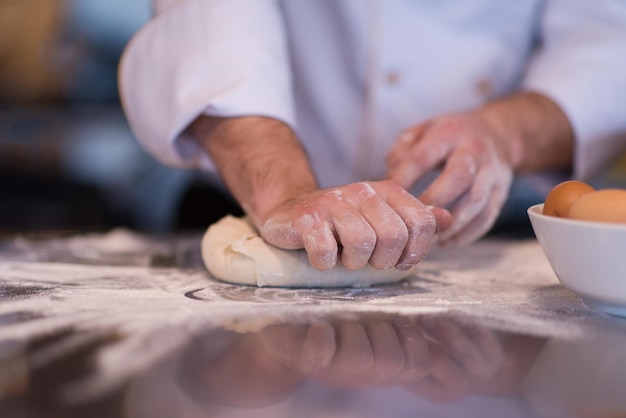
xmin=385 ymin=71 xmax=400 ymax=86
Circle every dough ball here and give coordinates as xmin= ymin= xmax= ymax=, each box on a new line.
xmin=201 ymin=215 xmax=418 ymax=288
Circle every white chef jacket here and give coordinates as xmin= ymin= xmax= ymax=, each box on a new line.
xmin=119 ymin=0 xmax=626 ymax=190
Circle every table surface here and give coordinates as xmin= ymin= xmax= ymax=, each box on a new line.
xmin=1 ymin=229 xmax=625 ymax=418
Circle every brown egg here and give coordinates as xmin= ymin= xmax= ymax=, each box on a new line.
xmin=543 ymin=180 xmax=595 ymax=217
xmin=568 ymin=189 xmax=626 ymax=224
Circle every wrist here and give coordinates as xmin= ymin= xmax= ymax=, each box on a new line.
xmin=252 ymin=183 xmax=318 ymax=227
xmin=474 ymin=92 xmax=574 ymax=173
xmin=473 ymin=99 xmax=526 ymax=171
xmin=191 ymin=115 xmax=319 ymax=227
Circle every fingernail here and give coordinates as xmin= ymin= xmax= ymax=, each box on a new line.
xmin=396 ymin=263 xmax=413 ymax=271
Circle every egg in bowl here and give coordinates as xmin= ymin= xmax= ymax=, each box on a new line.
xmin=528 ymin=203 xmax=626 ymax=317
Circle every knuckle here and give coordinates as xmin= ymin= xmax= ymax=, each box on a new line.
xmin=450 ymin=155 xmax=477 ymax=180
xmin=298 ymin=214 xmax=338 ymax=269
xmin=397 ymin=213 xmax=436 ymax=265
xmin=377 ymin=224 xmax=409 ymax=248
xmin=369 ymin=258 xmax=391 ymax=270
xmin=335 ymin=216 xmax=376 ymax=252
xmin=320 ymin=189 xmax=344 ymax=204
xmin=346 ymin=182 xmax=377 ymax=199
xmin=310 ymin=247 xmax=338 ymax=270
xmin=468 ymin=188 xmax=490 ymax=208
xmin=309 ymin=237 xmax=337 ymax=257
xmin=347 ymin=232 xmax=377 ymax=254
xmin=294 ymin=212 xmax=317 ymax=229
xmin=341 ymin=234 xmax=376 ymax=270
xmin=433 ymin=115 xmax=462 ymax=134
xmin=378 ymin=179 xmax=405 ymax=193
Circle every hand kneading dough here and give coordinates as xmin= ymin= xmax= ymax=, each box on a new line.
xmin=201 ymin=215 xmax=419 ymax=288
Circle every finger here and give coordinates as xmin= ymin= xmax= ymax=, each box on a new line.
xmin=429 ymin=206 xmax=453 ymax=233
xmin=462 ymin=326 xmax=504 ymax=379
xmin=439 ymin=169 xmax=510 ymax=246
xmin=387 ymin=131 xmax=453 ymax=190
xmin=439 ymin=186 xmax=505 ymax=247
xmin=320 ymin=322 xmax=373 ymax=386
xmin=323 ymin=184 xmax=383 ymax=270
xmin=393 ymin=317 xmax=430 ymax=381
xmin=386 ymin=123 xmax=429 ymax=168
xmin=357 ymin=191 xmax=409 ymax=270
xmin=404 ymin=341 xmax=471 ymax=402
xmin=258 ymin=324 xmax=309 ymax=365
xmin=328 ymin=196 xmax=377 ymax=270
xmin=373 ymin=182 xmax=437 ymax=270
xmin=299 ymin=215 xmax=339 ymax=270
xmin=418 ymin=152 xmax=477 ymax=208
xmin=421 ymin=319 xmax=495 ymax=379
xmin=364 ymin=321 xmax=406 ymax=384
xmin=437 ymin=168 xmax=495 ymax=243
xmin=298 ymin=322 xmax=337 ymax=374
xmin=425 ymin=340 xmax=472 ymax=399
xmin=258 ymin=323 xmax=337 ymax=375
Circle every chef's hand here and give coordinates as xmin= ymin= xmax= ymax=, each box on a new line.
xmin=387 ymin=92 xmax=574 ymax=246
xmin=260 ymin=181 xmax=451 ymax=271
xmin=192 ymin=116 xmax=451 ymax=272
xmin=386 ymin=113 xmax=514 ymax=246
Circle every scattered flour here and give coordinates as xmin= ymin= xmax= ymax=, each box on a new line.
xmin=0 ymin=230 xmax=622 ymax=405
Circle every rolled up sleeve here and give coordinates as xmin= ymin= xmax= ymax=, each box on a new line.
xmin=119 ymin=0 xmax=294 ymax=171
xmin=522 ymin=0 xmax=626 ymax=180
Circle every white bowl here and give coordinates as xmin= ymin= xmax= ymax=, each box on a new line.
xmin=528 ymin=204 xmax=626 ymax=317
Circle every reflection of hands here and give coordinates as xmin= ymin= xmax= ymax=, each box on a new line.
xmin=260 ymin=181 xmax=451 ymax=271
xmin=176 ymin=315 xmax=548 ymax=409
xmin=257 ymin=317 xmax=431 ymax=388
xmin=387 ymin=113 xmax=514 ymax=246
xmin=257 ymin=315 xmax=510 ymax=402
xmin=404 ymin=317 xmax=505 ymax=402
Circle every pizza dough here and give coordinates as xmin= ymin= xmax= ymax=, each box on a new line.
xmin=201 ymin=215 xmax=419 ymax=288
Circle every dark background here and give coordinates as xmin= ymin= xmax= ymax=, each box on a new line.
xmin=0 ymin=0 xmax=242 ymax=235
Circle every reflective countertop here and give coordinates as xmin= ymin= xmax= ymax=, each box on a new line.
xmin=1 ymin=229 xmax=625 ymax=418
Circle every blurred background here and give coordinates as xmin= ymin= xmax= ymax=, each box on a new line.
xmin=1 ymin=1 xmax=625 ymax=236
xmin=0 ymin=0 xmax=241 ymax=234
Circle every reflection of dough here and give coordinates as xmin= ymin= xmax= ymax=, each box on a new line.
xmin=201 ymin=216 xmax=418 ymax=288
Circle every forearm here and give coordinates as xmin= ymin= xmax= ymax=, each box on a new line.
xmin=476 ymin=92 xmax=574 ymax=173
xmin=191 ymin=115 xmax=318 ymax=226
